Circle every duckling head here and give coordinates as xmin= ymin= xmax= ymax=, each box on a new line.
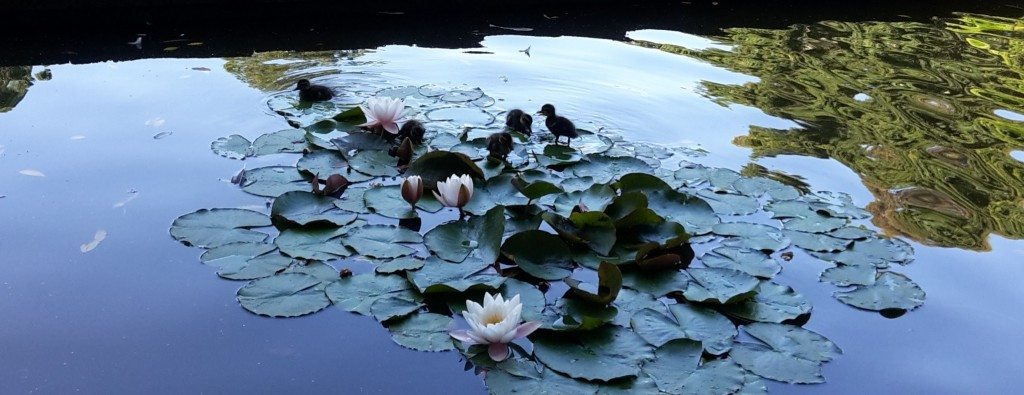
xmin=295 ymin=79 xmax=311 ymax=90
xmin=538 ymin=103 xmax=556 ymax=117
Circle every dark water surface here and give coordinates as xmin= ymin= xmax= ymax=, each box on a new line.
xmin=2 ymin=4 xmax=1024 ymax=394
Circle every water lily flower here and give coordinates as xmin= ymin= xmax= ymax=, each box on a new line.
xmin=359 ymin=97 xmax=409 ymax=135
xmin=450 ymin=293 xmax=541 ymax=362
xmin=433 ymin=174 xmax=474 ymax=218
xmin=401 ymin=175 xmax=423 ymax=208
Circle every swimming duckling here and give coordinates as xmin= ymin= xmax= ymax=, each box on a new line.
xmin=487 ymin=132 xmax=514 ymax=160
xmin=538 ymin=104 xmax=577 ymax=145
xmin=398 ymin=120 xmax=425 ymax=145
xmin=505 ymin=109 xmax=533 ymax=135
xmin=295 ymin=79 xmax=334 ymax=102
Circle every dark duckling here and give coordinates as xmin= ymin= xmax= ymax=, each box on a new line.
xmin=295 ymin=79 xmax=334 ymax=102
xmin=486 ymin=132 xmax=514 ymax=160
xmin=505 ymin=109 xmax=533 ymax=136
xmin=538 ymin=104 xmax=577 ymax=145
xmin=398 ymin=120 xmax=426 ymax=145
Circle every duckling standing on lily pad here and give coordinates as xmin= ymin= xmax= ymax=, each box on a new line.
xmin=295 ymin=79 xmax=334 ymax=102
xmin=487 ymin=132 xmax=514 ymax=160
xmin=505 ymin=109 xmax=533 ymax=136
xmin=538 ymin=104 xmax=577 ymax=145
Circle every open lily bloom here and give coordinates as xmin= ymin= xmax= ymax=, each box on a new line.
xmin=359 ymin=97 xmax=409 ymax=134
xmin=450 ymin=293 xmax=541 ymax=361
xmin=433 ymin=174 xmax=474 ymax=209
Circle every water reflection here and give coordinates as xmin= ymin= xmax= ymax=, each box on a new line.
xmin=634 ymin=13 xmax=1024 ymax=250
xmin=1 ymin=66 xmax=33 ymax=112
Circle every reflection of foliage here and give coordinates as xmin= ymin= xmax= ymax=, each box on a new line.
xmin=638 ymin=14 xmax=1024 ymax=250
xmin=1 ymin=66 xmax=33 ymax=113
xmin=223 ymin=50 xmax=365 ymax=91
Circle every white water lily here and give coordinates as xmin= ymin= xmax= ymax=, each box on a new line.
xmin=433 ymin=174 xmax=474 ymax=217
xmin=401 ymin=175 xmax=423 ymax=207
xmin=450 ymin=293 xmax=541 ymax=361
xmin=358 ymin=97 xmax=409 ymax=134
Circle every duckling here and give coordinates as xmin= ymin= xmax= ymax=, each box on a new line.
xmin=486 ymin=132 xmax=514 ymax=160
xmin=505 ymin=109 xmax=533 ymax=135
xmin=538 ymin=104 xmax=577 ymax=145
xmin=398 ymin=120 xmax=425 ymax=145
xmin=295 ymin=79 xmax=334 ymax=102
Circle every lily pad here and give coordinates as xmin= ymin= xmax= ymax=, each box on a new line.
xmin=274 ymin=226 xmax=352 ymax=260
xmin=553 ymin=184 xmax=616 ymax=217
xmin=565 ymin=262 xmax=622 ymax=305
xmin=533 ymin=325 xmax=653 ymax=382
xmin=241 ymin=166 xmax=310 ymax=198
xmin=325 ymin=272 xmax=422 ymax=321
xmin=820 ymin=265 xmax=877 ymax=286
xmin=199 ymin=242 xmax=292 ymax=280
xmin=731 ymin=323 xmax=841 ymax=384
xmin=376 ymin=257 xmax=426 ymax=274
xmin=570 ymin=155 xmax=652 ymax=184
xmin=408 ymin=257 xmax=505 ymax=293
xmin=620 ymin=267 xmax=691 ymax=297
xmin=783 ymin=230 xmax=852 ymax=252
xmin=696 ymin=189 xmax=760 ymax=216
xmin=810 ymin=237 xmax=914 ymax=268
xmin=333 ymin=188 xmax=371 ymax=214
xmin=405 ymin=150 xmax=485 ymax=188
xmin=485 ymin=362 xmax=598 ymax=395
xmin=271 ymin=191 xmax=356 ymax=227
xmin=211 ymin=134 xmax=251 ymax=159
xmin=424 ymin=206 xmax=505 ymax=263
xmin=347 ymin=149 xmax=401 ymax=177
xmin=700 ymin=247 xmax=781 ymax=279
xmin=641 ymin=340 xmax=746 ymax=395
xmin=250 ymin=128 xmax=309 ymax=156
xmin=713 ymin=222 xmax=790 ymax=252
xmin=331 ymin=133 xmax=393 ymax=151
xmin=340 ymin=224 xmax=423 ymax=259
xmin=783 ymin=213 xmax=847 ymax=233
xmin=362 ymin=185 xmax=442 ymax=219
xmin=630 ymin=303 xmax=735 ymax=355
xmin=236 ymin=273 xmax=331 ymax=318
xmin=388 ymin=312 xmax=456 ymax=352
xmin=721 ymin=282 xmax=812 ymax=324
xmin=170 ymin=208 xmax=271 ymax=248
xmin=834 ymin=271 xmax=925 ymax=312
xmin=501 ymin=230 xmax=574 ymax=280
xmin=682 ymin=268 xmax=759 ymax=305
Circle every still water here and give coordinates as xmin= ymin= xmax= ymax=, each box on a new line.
xmin=2 ymin=9 xmax=1024 ymax=394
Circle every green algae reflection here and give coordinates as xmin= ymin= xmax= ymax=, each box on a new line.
xmin=637 ymin=14 xmax=1024 ymax=250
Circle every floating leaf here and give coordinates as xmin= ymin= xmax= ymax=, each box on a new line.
xmin=79 ymin=229 xmax=107 ymax=253
xmin=424 ymin=206 xmax=505 ymax=263
xmin=732 ymin=176 xmax=800 ymax=201
xmin=408 ymin=257 xmax=504 ymax=293
xmin=820 ymin=265 xmax=877 ymax=286
xmin=701 ymin=247 xmax=781 ymax=279
xmin=533 ymin=325 xmax=653 ymax=382
xmin=333 ymin=188 xmax=371 ymax=214
xmin=388 ymin=312 xmax=455 ymax=351
xmin=630 ymin=303 xmax=735 ymax=355
xmin=682 ymin=268 xmax=759 ymax=305
xmin=325 ymin=273 xmax=421 ymax=321
xmin=811 ymin=237 xmax=914 ymax=268
xmin=620 ymin=266 xmax=691 ymax=297
xmin=270 ymin=191 xmax=356 ymax=227
xmin=347 ymin=149 xmax=400 ymax=177
xmin=834 ymin=271 xmax=925 ymax=312
xmin=211 ymin=134 xmax=251 ymax=159
xmin=18 ymin=169 xmax=45 ymax=177
xmin=200 ymin=242 xmax=292 ymax=280
xmin=274 ymin=226 xmax=352 ymax=260
xmin=501 ymin=230 xmax=574 ymax=280
xmin=170 ymin=208 xmax=271 ymax=248
xmin=240 ymin=166 xmax=309 ymax=197
xmin=297 ymin=150 xmax=374 ymax=182
xmin=236 ymin=273 xmax=331 ymax=317
xmin=696 ymin=189 xmax=760 ymax=216
xmin=783 ymin=213 xmax=847 ymax=233
xmin=485 ymin=362 xmax=598 ymax=395
xmin=721 ymin=282 xmax=812 ymax=323
xmin=783 ymin=230 xmax=852 ymax=252
xmin=731 ymin=323 xmax=841 ymax=384
xmin=552 ymin=184 xmax=616 ymax=217
xmin=340 ymin=224 xmax=422 ymax=259
xmin=405 ymin=150 xmax=485 ymax=188
xmin=250 ymin=128 xmax=309 ymax=155
xmin=713 ymin=222 xmax=790 ymax=252
xmin=376 ymin=257 xmax=425 ymax=274
xmin=641 ymin=340 xmax=745 ymax=395
xmin=566 ymin=262 xmax=622 ymax=305
xmin=570 ymin=155 xmax=652 ymax=184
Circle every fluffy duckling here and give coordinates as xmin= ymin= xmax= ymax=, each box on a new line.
xmin=505 ymin=109 xmax=533 ymax=135
xmin=398 ymin=120 xmax=425 ymax=145
xmin=487 ymin=132 xmax=514 ymax=160
xmin=538 ymin=104 xmax=577 ymax=145
xmin=295 ymin=79 xmax=334 ymax=102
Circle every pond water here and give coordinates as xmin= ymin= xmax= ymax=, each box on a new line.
xmin=2 ymin=6 xmax=1024 ymax=394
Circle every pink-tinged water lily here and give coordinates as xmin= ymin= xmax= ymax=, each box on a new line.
xmin=433 ymin=174 xmax=474 ymax=218
xmin=401 ymin=175 xmax=423 ymax=207
xmin=359 ymin=97 xmax=409 ymax=134
xmin=450 ymin=293 xmax=541 ymax=361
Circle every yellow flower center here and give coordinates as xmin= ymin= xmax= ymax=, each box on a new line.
xmin=482 ymin=312 xmax=504 ymax=325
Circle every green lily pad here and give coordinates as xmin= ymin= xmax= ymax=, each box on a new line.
xmin=641 ymin=340 xmax=746 ymax=395
xmin=721 ymin=282 xmax=812 ymax=323
xmin=405 ymin=150 xmax=485 ymax=188
xmin=553 ymin=184 xmax=616 ymax=217
xmin=501 ymin=230 xmax=574 ymax=280
xmin=270 ymin=191 xmax=356 ymax=227
xmin=604 ymin=192 xmax=663 ymax=229
xmin=731 ymin=323 xmax=841 ymax=384
xmin=170 ymin=208 xmax=271 ymax=248
xmin=274 ymin=226 xmax=352 ymax=260
xmin=362 ymin=184 xmax=442 ymax=219
xmin=537 ymin=144 xmax=584 ymax=167
xmin=282 ymin=261 xmax=339 ymax=284
xmin=548 ymin=296 xmax=620 ymax=331
xmin=620 ymin=266 xmax=691 ymax=297
xmin=700 ymin=247 xmax=781 ymax=279
xmin=566 ymin=262 xmax=622 ymax=305
xmin=810 ymin=236 xmax=914 ymax=268
xmin=297 ymin=150 xmax=371 ymax=182
xmin=388 ymin=312 xmax=455 ymax=352
xmin=407 ymin=257 xmax=505 ymax=293
xmin=611 ymin=288 xmax=669 ymax=327
xmin=250 ymin=128 xmax=309 ymax=156
xmin=533 ymin=325 xmax=653 ymax=382
xmin=713 ymin=222 xmax=790 ymax=252
xmin=501 ymin=278 xmax=547 ymax=323
xmin=695 ymin=189 xmax=760 ymax=216
xmin=543 ymin=211 xmax=618 ymax=256
xmin=630 ymin=303 xmax=735 ymax=355
xmin=325 ymin=272 xmax=422 ymax=321
xmin=732 ymin=176 xmax=801 ymax=201
xmin=376 ymin=257 xmax=426 ymax=274
xmin=570 ymin=155 xmax=652 ymax=184
xmin=199 ymin=242 xmax=293 ymax=280
xmin=462 ymin=174 xmax=529 ymax=215
xmin=485 ymin=362 xmax=598 ymax=395
xmin=834 ymin=271 xmax=925 ymax=312
xmin=347 ymin=149 xmax=400 ymax=177
xmin=333 ymin=188 xmax=371 ymax=214
xmin=829 ymin=226 xmax=876 ymax=240
xmin=512 ymin=176 xmax=563 ymax=201
xmin=820 ymin=265 xmax=877 ymax=286
xmin=340 ymin=224 xmax=422 ymax=259
xmin=241 ymin=166 xmax=310 ymax=198
xmin=783 ymin=230 xmax=852 ymax=252
xmin=331 ymin=132 xmax=393 ymax=151
xmin=200 ymin=242 xmax=275 ymax=265
xmin=424 ymin=206 xmax=505 ymax=263
xmin=783 ymin=213 xmax=847 ymax=233
xmin=236 ymin=273 xmax=331 ymax=318
xmin=211 ymin=134 xmax=251 ymax=159
xmin=682 ymin=268 xmax=759 ymax=305
xmin=644 ymin=190 xmax=719 ymax=236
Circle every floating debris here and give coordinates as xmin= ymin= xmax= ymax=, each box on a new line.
xmin=112 ymin=189 xmax=140 ymax=208
xmin=145 ymin=117 xmax=165 ymax=127
xmin=18 ymin=169 xmax=45 ymax=177
xmin=128 ymin=36 xmax=142 ymax=48
xmin=191 ymin=67 xmax=211 ymax=72
xmin=489 ymin=24 xmax=533 ymax=32
xmin=80 ymin=230 xmax=107 ymax=253
xmin=520 ymin=46 xmax=531 ymax=57
xmin=153 ymin=131 xmax=173 ymax=139
xmin=70 ymin=135 xmax=86 ymax=140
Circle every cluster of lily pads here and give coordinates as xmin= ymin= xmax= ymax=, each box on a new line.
xmin=173 ymin=84 xmax=925 ymax=393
